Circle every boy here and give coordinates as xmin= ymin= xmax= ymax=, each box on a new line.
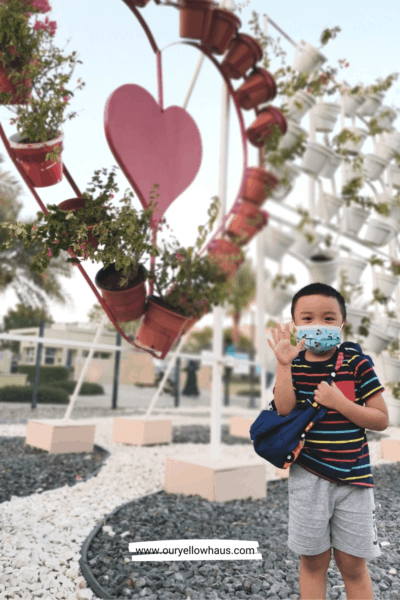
xmin=267 ymin=282 xmax=389 ymax=600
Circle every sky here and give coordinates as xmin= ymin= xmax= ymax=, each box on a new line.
xmin=1 ymin=0 xmax=400 ymax=331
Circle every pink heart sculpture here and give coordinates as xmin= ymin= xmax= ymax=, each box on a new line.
xmin=104 ymin=84 xmax=202 ymax=226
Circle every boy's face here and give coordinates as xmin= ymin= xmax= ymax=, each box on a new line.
xmin=292 ymin=294 xmax=345 ymax=329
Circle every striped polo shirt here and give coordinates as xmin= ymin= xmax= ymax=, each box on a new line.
xmin=273 ymin=345 xmax=385 ymax=487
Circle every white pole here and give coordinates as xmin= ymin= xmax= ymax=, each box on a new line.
xmin=210 ymin=0 xmax=231 ymax=461
xmin=182 ymin=53 xmax=206 ymax=110
xmin=256 ymin=227 xmax=268 ymax=410
xmin=62 ymin=312 xmax=108 ymax=422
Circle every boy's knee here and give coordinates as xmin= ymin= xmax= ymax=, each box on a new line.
xmin=300 ymin=548 xmax=332 ymax=572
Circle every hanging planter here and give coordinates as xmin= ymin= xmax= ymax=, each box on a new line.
xmin=265 ymin=284 xmax=293 ymax=316
xmin=266 ymin=162 xmax=302 ymax=202
xmin=362 ymin=215 xmax=398 ymax=246
xmin=278 ymin=119 xmax=307 ymax=151
xmin=290 ymin=226 xmax=321 ymax=260
xmin=341 ymin=94 xmax=365 ymax=118
xmin=263 ymin=226 xmax=295 ymax=262
xmin=95 ymin=263 xmax=147 ymax=323
xmin=203 ymin=7 xmax=241 ymax=55
xmin=388 ymin=195 xmax=400 ymax=222
xmin=135 ymin=296 xmax=188 ymax=359
xmin=381 ymin=353 xmax=400 ymax=382
xmin=362 ymin=153 xmax=388 ymax=181
xmin=221 ymin=33 xmax=263 ymax=80
xmin=310 ymin=102 xmax=340 ymax=133
xmin=372 ymin=269 xmax=400 ymax=298
xmin=375 ymin=105 xmax=398 ymax=130
xmin=207 ymin=237 xmax=244 ymax=279
xmin=382 ymin=130 xmax=400 ymax=153
xmin=337 ymin=254 xmax=369 ymax=284
xmin=364 ymin=322 xmax=392 ymax=354
xmin=236 ymin=67 xmax=277 ymax=110
xmin=319 ymin=149 xmax=342 ymax=179
xmin=246 ymin=106 xmax=287 ymax=148
xmin=179 ymin=0 xmax=215 ymax=42
xmin=387 ymin=164 xmax=400 ymax=189
xmin=9 ymin=131 xmax=63 ymax=188
xmin=292 ymin=41 xmax=327 ymax=75
xmin=57 ymin=197 xmax=100 ymax=258
xmin=346 ymin=306 xmax=370 ymax=334
xmin=342 ymin=204 xmax=370 ymax=235
xmin=241 ymin=167 xmax=279 ymax=206
xmin=285 ymin=89 xmax=316 ymax=123
xmin=382 ymin=318 xmax=400 ymax=338
xmin=374 ymin=141 xmax=396 ymax=163
xmin=342 ymin=160 xmax=363 ymax=188
xmin=316 ymin=192 xmax=344 ymax=221
xmin=225 ymin=201 xmax=269 ymax=246
xmin=299 ymin=142 xmax=331 ymax=177
xmin=356 ymin=92 xmax=385 ymax=117
xmin=0 ymin=63 xmax=31 ymax=105
xmin=340 ymin=126 xmax=368 ymax=154
xmin=306 ymin=250 xmax=340 ymax=285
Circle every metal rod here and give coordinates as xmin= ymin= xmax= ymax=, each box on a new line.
xmin=182 ymin=52 xmax=206 ymax=110
xmin=112 ymin=331 xmax=122 ymax=410
xmin=31 ymin=319 xmax=45 ymax=411
xmin=263 ymin=13 xmax=297 ymax=47
xmin=0 ymin=333 xmax=130 ymax=352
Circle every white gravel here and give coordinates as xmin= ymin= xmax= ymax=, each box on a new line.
xmin=0 ymin=417 xmax=399 ymax=600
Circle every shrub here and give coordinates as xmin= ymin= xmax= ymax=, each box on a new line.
xmin=235 ymin=388 xmax=261 ymax=397
xmin=45 ymin=381 xmax=104 ymax=395
xmin=16 ymin=365 xmax=73 ymax=385
xmin=0 ymin=385 xmax=69 ymax=404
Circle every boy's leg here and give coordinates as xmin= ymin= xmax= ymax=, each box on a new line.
xmin=333 ymin=548 xmax=374 ymax=600
xmin=299 ymin=548 xmax=332 ymax=600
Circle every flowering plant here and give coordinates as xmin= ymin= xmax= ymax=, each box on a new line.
xmin=389 ymin=260 xmax=400 ymax=277
xmin=1 ymin=0 xmax=85 ymax=162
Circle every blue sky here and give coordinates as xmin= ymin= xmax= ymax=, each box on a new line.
xmin=0 ymin=0 xmax=399 ymax=328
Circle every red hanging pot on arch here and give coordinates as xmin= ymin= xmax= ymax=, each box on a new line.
xmin=221 ymin=33 xmax=263 ymax=79
xmin=95 ymin=263 xmax=148 ymax=323
xmin=203 ymin=7 xmax=241 ymax=55
xmin=9 ymin=131 xmax=64 ymax=187
xmin=57 ymin=197 xmax=101 ymax=258
xmin=246 ymin=106 xmax=287 ymax=147
xmin=207 ymin=237 xmax=244 ymax=279
xmin=242 ymin=167 xmax=279 ymax=206
xmin=179 ymin=0 xmax=215 ymax=42
xmin=225 ymin=201 xmax=269 ymax=246
xmin=236 ymin=67 xmax=277 ymax=110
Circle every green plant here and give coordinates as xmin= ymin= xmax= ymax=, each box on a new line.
xmin=386 ymin=381 xmax=400 ymax=399
xmin=0 ymin=384 xmax=69 ymax=404
xmin=295 ymin=207 xmax=318 ymax=243
xmin=45 ymin=380 xmax=104 ymax=395
xmin=373 ymin=199 xmax=391 ymax=217
xmin=338 ymin=269 xmax=363 ymax=304
xmin=386 ymin=339 xmax=400 ymax=359
xmin=372 ymin=288 xmax=389 ymax=305
xmin=369 ymin=254 xmax=385 ymax=268
xmin=389 ymin=260 xmax=400 ymax=277
xmin=271 ymin=273 xmax=296 ymax=291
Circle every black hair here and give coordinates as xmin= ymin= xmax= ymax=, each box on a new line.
xmin=291 ymin=282 xmax=347 ymax=322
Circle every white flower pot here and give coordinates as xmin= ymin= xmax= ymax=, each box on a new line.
xmin=374 ymin=141 xmax=396 ymax=163
xmin=364 ymin=322 xmax=392 ymax=354
xmin=341 ymin=94 xmax=365 ymax=118
xmin=362 ymin=216 xmax=398 ymax=247
xmin=381 ymin=130 xmax=400 ymax=153
xmin=386 ymin=395 xmax=400 ymax=426
xmin=382 ymin=318 xmax=400 ymax=338
xmin=278 ymin=120 xmax=307 ymax=150
xmin=265 ymin=285 xmax=293 ymax=316
xmin=342 ymin=160 xmax=364 ymax=187
xmin=372 ymin=270 xmax=400 ymax=298
xmin=338 ymin=254 xmax=369 ymax=283
xmin=285 ymin=90 xmax=316 ymax=123
xmin=340 ymin=126 xmax=368 ymax=154
xmin=292 ymin=40 xmax=327 ymax=75
xmin=264 ymin=227 xmax=295 ymax=262
xmin=356 ymin=92 xmax=385 ymax=117
xmin=319 ymin=150 xmax=342 ymax=179
xmin=267 ymin=162 xmax=302 ymax=202
xmin=343 ymin=204 xmax=370 ymax=235
xmin=375 ymin=105 xmax=398 ymax=130
xmin=300 ymin=142 xmax=331 ymax=176
xmin=306 ymin=250 xmax=340 ymax=285
xmin=389 ymin=197 xmax=400 ymax=222
xmin=387 ymin=164 xmax=400 ymax=189
xmin=316 ymin=192 xmax=344 ymax=221
xmin=362 ymin=153 xmax=388 ymax=181
xmin=290 ymin=227 xmax=322 ymax=259
xmin=346 ymin=306 xmax=370 ymax=334
xmin=310 ymin=102 xmax=340 ymax=133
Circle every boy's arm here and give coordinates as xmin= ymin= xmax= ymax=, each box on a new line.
xmin=273 ymin=362 xmax=297 ymax=416
xmin=334 ymin=392 xmax=389 ymax=431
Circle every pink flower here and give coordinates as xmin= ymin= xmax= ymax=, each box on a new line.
xmin=32 ymin=0 xmax=52 ymax=13
xmin=26 ymin=11 xmax=32 ymax=17
xmin=47 ymin=248 xmax=52 ymax=257
xmin=32 ymin=225 xmax=37 ymax=231
xmin=8 ymin=46 xmax=17 ymax=55
xmin=77 ymin=78 xmax=82 ymax=83
xmin=175 ymin=253 xmax=183 ymax=261
xmin=63 ymin=95 xmax=69 ymax=102
xmin=110 ymin=194 xmax=114 ymax=199
xmin=53 ymin=239 xmax=59 ymax=244
xmin=345 ymin=62 xmax=350 ymax=68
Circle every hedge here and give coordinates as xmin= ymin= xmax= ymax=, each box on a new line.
xmin=0 ymin=385 xmax=69 ymax=404
xmin=16 ymin=365 xmax=74 ymax=385
xmin=45 ymin=381 xmax=104 ymax=395
xmin=235 ymin=388 xmax=261 ymax=397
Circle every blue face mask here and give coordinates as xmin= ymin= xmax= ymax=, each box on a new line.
xmin=294 ymin=323 xmax=344 ymax=354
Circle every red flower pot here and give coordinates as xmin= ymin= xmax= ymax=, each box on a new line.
xmin=207 ymin=238 xmax=244 ymax=279
xmin=236 ymin=67 xmax=277 ymax=110
xmin=129 ymin=0 xmax=151 ymax=6
xmin=9 ymin=132 xmax=64 ymax=187
xmin=179 ymin=0 xmax=215 ymax=42
xmin=226 ymin=201 xmax=269 ymax=246
xmin=58 ymin=197 xmax=101 ymax=258
xmin=95 ymin=263 xmax=147 ymax=323
xmin=221 ymin=33 xmax=263 ymax=79
xmin=246 ymin=106 xmax=287 ymax=148
xmin=242 ymin=167 xmax=279 ymax=206
xmin=0 ymin=64 xmax=31 ymax=105
xmin=203 ymin=7 xmax=241 ymax=55
xmin=135 ymin=295 xmax=189 ymax=359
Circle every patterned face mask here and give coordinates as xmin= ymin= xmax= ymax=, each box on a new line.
xmin=293 ymin=323 xmax=344 ymax=354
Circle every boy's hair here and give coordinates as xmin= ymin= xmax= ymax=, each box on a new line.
xmin=291 ymin=282 xmax=347 ymax=322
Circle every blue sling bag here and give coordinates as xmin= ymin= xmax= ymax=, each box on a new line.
xmin=249 ymin=342 xmax=375 ymax=469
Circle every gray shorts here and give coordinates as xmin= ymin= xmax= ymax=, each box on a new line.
xmin=288 ymin=463 xmax=381 ymax=560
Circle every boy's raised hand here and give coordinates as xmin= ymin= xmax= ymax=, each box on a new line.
xmin=267 ymin=322 xmax=306 ymax=366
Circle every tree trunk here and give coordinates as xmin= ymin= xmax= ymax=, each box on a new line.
xmin=232 ymin=310 xmax=241 ymax=347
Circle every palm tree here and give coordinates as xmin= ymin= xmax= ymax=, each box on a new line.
xmin=0 ymin=167 xmax=75 ymax=312
xmin=224 ymin=258 xmax=256 ymax=348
